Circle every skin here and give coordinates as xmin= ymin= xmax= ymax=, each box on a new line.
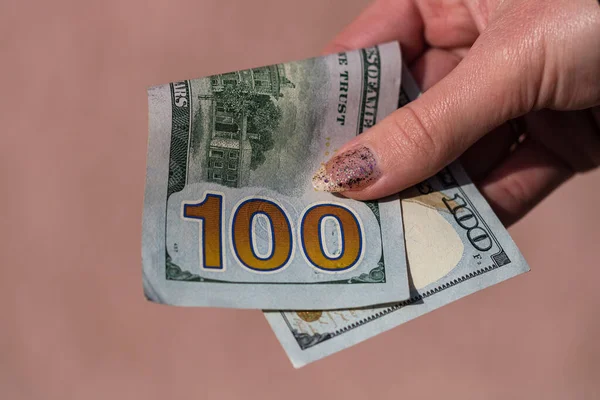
xmin=320 ymin=0 xmax=600 ymax=226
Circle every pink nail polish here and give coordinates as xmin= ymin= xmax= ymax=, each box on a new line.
xmin=312 ymin=146 xmax=381 ymax=192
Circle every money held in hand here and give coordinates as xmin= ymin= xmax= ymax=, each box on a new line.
xmin=142 ymin=42 xmax=530 ymax=367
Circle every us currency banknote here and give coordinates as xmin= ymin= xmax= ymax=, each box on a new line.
xmin=143 ymin=42 xmax=411 ymax=309
xmin=264 ymin=66 xmax=531 ymax=367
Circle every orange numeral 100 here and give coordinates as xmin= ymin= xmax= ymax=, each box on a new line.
xmin=182 ymin=193 xmax=363 ymax=274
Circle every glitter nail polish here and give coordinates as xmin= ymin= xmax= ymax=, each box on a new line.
xmin=312 ymin=146 xmax=381 ymax=192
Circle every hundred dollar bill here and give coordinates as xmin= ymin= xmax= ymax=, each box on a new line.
xmin=143 ymin=42 xmax=411 ymax=309
xmin=264 ymin=67 xmax=531 ymax=367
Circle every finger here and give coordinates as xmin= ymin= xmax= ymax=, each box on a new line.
xmin=312 ymin=33 xmax=532 ymax=199
xmin=526 ymin=108 xmax=600 ymax=173
xmin=460 ymin=122 xmax=523 ymax=183
xmin=322 ymin=0 xmax=425 ymax=63
xmin=409 ymin=47 xmax=462 ymax=91
xmin=414 ymin=0 xmax=480 ymax=48
xmin=409 ymin=47 xmax=519 ymax=183
xmin=479 ymin=138 xmax=573 ymax=226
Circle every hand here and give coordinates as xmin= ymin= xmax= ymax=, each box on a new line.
xmin=312 ymin=0 xmax=600 ymax=226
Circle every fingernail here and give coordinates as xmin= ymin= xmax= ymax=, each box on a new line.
xmin=312 ymin=146 xmax=381 ymax=192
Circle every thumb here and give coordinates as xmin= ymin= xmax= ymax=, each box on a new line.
xmin=312 ymin=37 xmax=536 ymax=200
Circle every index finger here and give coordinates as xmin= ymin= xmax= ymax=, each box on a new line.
xmin=322 ymin=0 xmax=425 ymax=63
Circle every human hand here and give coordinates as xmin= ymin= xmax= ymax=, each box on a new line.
xmin=312 ymin=0 xmax=600 ymax=226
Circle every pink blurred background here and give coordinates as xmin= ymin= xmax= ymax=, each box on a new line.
xmin=1 ymin=0 xmax=599 ymax=398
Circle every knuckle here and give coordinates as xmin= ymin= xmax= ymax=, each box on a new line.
xmin=382 ymin=105 xmax=442 ymax=171
xmin=496 ymin=173 xmax=532 ymax=215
